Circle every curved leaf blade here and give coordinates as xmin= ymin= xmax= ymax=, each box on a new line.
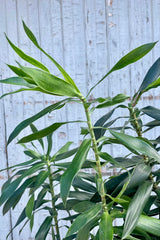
xmin=35 ymin=216 xmax=52 ymax=240
xmin=99 ymin=211 xmax=113 ymax=240
xmin=122 ymin=181 xmax=153 ymax=239
xmin=21 ymin=66 xmax=81 ymax=97
xmin=0 ymin=77 xmax=34 ymax=88
xmin=110 ymin=130 xmax=160 ymax=162
xmin=67 ymin=203 xmax=102 ymax=236
xmin=60 ymin=139 xmax=91 ymax=205
xmin=137 ymin=215 xmax=160 ymax=237
xmin=25 ymin=194 xmax=34 ymax=219
xmin=22 ymin=21 xmax=79 ymax=91
xmin=139 ymin=57 xmax=160 ymax=92
xmin=6 ymin=34 xmax=49 ymax=72
xmin=8 ymin=99 xmax=67 ymax=144
xmin=141 ymin=106 xmax=160 ymax=121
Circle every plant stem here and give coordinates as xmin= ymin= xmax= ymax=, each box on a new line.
xmin=47 ymin=158 xmax=61 ymax=240
xmin=81 ymin=97 xmax=108 ymax=212
xmin=129 ymin=104 xmax=149 ymax=163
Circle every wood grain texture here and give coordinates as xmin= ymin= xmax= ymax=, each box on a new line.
xmin=0 ymin=0 xmax=160 ymax=238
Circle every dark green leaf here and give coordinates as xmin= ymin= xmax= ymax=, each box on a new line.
xmin=60 ymin=139 xmax=91 ymax=205
xmin=35 ymin=216 xmax=52 ymax=240
xmin=8 ymin=99 xmax=67 ymax=144
xmin=0 ymin=162 xmax=44 ymax=206
xmin=72 ymin=176 xmax=97 ymax=193
xmin=18 ymin=122 xmax=66 ymax=143
xmin=96 ymin=94 xmax=129 ymax=109
xmin=94 ymin=109 xmax=115 ymax=140
xmin=54 ymin=147 xmax=78 ymax=162
xmin=110 ymin=130 xmax=160 ymax=162
xmin=72 ymin=201 xmax=96 ymax=213
xmin=6 ymin=34 xmax=49 ymax=72
xmin=99 ymin=211 xmax=113 ymax=240
xmin=139 ymin=58 xmax=160 ymax=92
xmin=30 ymin=124 xmax=44 ymax=149
xmin=142 ymin=106 xmax=160 ymax=121
xmin=142 ymin=77 xmax=160 ymax=93
xmin=3 ymin=177 xmax=36 ymax=215
xmin=69 ymin=191 xmax=93 ymax=201
xmin=122 ymin=181 xmax=153 ymax=239
xmin=67 ymin=203 xmax=102 ymax=236
xmin=25 ymin=194 xmax=34 ymax=219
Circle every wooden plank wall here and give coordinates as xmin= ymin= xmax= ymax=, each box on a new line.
xmin=0 ymin=0 xmax=160 ymax=239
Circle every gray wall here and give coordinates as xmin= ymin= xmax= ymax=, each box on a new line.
xmin=0 ymin=0 xmax=160 ymax=239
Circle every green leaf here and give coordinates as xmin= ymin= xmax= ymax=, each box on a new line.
xmin=137 ymin=215 xmax=160 ymax=237
xmin=22 ymin=21 xmax=79 ymax=91
xmin=141 ymin=106 xmax=160 ymax=121
xmin=30 ymin=124 xmax=44 ymax=150
xmin=67 ymin=203 xmax=102 ymax=236
xmin=60 ymin=139 xmax=91 ymax=205
xmin=76 ymin=215 xmax=100 ymax=240
xmin=8 ymin=99 xmax=67 ymax=144
xmin=0 ymin=87 xmax=44 ymax=100
xmin=110 ymin=130 xmax=160 ymax=162
xmin=0 ymin=77 xmax=35 ymax=88
xmin=99 ymin=211 xmax=113 ymax=240
xmin=30 ymin=214 xmax=34 ymax=231
xmin=6 ymin=34 xmax=49 ymax=72
xmin=142 ymin=77 xmax=160 ymax=93
xmin=25 ymin=194 xmax=34 ymax=219
xmin=53 ymin=147 xmax=78 ymax=162
xmin=94 ymin=109 xmax=115 ymax=140
xmin=18 ymin=122 xmax=66 ymax=143
xmin=0 ymin=162 xmax=44 ymax=206
xmin=72 ymin=176 xmax=97 ymax=193
xmin=96 ymin=94 xmax=129 ymax=109
xmin=88 ymin=42 xmax=157 ymax=94
xmin=21 ymin=66 xmax=81 ymax=97
xmin=138 ymin=58 xmax=160 ymax=92
xmin=69 ymin=191 xmax=93 ymax=201
xmin=35 ymin=216 xmax=52 ymax=240
xmin=72 ymin=201 xmax=96 ymax=213
xmin=122 ymin=181 xmax=153 ymax=239
xmin=3 ymin=177 xmax=36 ymax=215
xmin=30 ymin=171 xmax=48 ymax=193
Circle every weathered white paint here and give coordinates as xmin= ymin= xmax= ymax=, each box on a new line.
xmin=0 ymin=0 xmax=160 ymax=239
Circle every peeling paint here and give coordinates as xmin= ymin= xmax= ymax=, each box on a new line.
xmin=108 ymin=0 xmax=113 ymax=7
xmin=109 ymin=22 xmax=116 ymax=28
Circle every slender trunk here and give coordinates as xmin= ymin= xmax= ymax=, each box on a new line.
xmin=82 ymin=97 xmax=108 ymax=212
xmin=47 ymin=158 xmax=61 ymax=240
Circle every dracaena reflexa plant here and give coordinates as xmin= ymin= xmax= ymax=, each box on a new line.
xmin=1 ymin=21 xmax=160 ymax=240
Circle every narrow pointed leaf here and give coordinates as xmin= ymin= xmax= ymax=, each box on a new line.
xmin=142 ymin=77 xmax=160 ymax=93
xmin=21 ymin=66 xmax=81 ymax=97
xmin=0 ymin=77 xmax=34 ymax=88
xmin=137 ymin=215 xmax=160 ymax=237
xmin=0 ymin=87 xmax=44 ymax=100
xmin=35 ymin=216 xmax=52 ymax=240
xmin=89 ymin=42 xmax=157 ymax=94
xmin=6 ymin=35 xmax=49 ymax=72
xmin=30 ymin=124 xmax=44 ymax=149
xmin=22 ymin=21 xmax=79 ymax=91
xmin=141 ymin=106 xmax=160 ymax=121
xmin=8 ymin=99 xmax=67 ymax=144
xmin=67 ymin=203 xmax=102 ymax=236
xmin=99 ymin=211 xmax=113 ymax=240
xmin=110 ymin=130 xmax=160 ymax=162
xmin=122 ymin=181 xmax=153 ymax=239
xmin=96 ymin=94 xmax=129 ymax=109
xmin=60 ymin=139 xmax=91 ymax=205
xmin=25 ymin=194 xmax=34 ymax=219
xmin=139 ymin=58 xmax=160 ymax=92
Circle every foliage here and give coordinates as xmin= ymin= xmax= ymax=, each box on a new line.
xmin=1 ymin=22 xmax=160 ymax=240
